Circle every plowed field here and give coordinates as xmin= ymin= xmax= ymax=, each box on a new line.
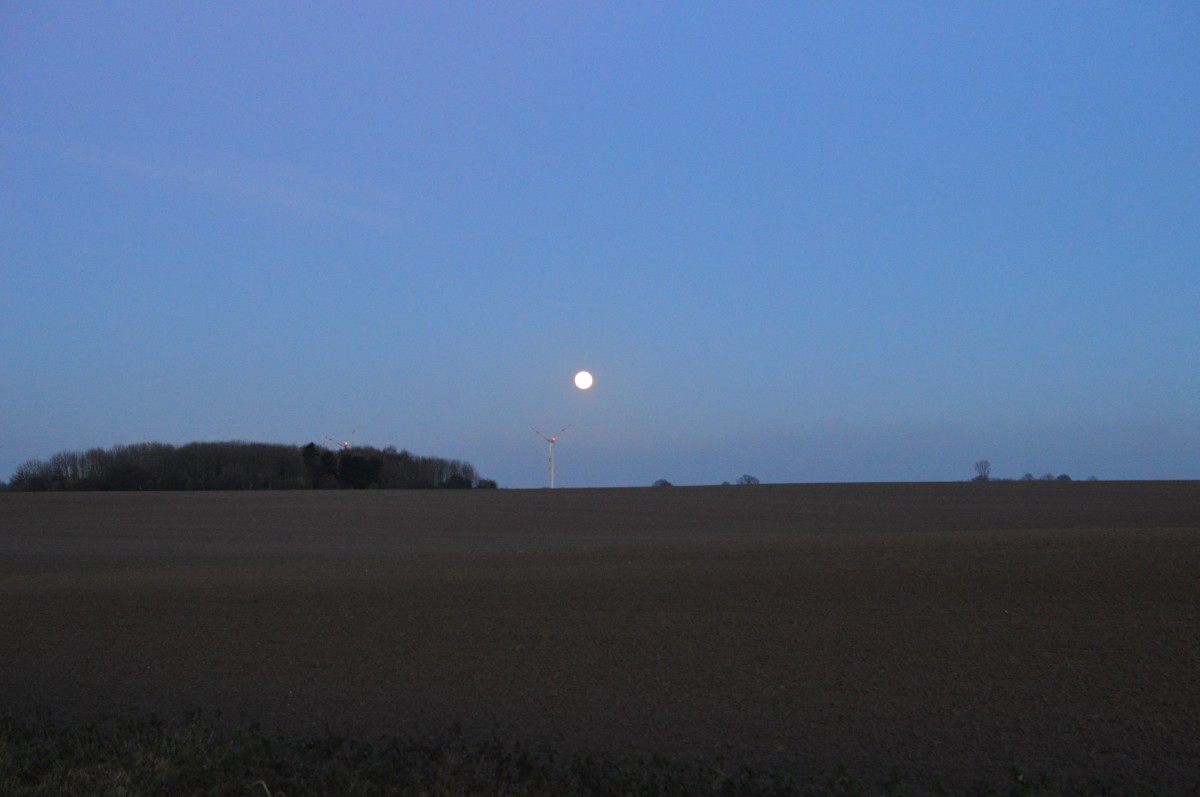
xmin=2 ymin=482 xmax=1198 ymax=792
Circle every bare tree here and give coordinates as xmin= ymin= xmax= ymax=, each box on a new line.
xmin=974 ymin=460 xmax=991 ymax=481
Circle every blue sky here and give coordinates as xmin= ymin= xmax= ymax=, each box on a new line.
xmin=2 ymin=2 xmax=1197 ymax=487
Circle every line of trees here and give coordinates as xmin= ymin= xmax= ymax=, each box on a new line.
xmin=972 ymin=460 xmax=1092 ymax=482
xmin=5 ymin=441 xmax=497 ymax=491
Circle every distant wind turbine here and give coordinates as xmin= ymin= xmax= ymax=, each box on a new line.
xmin=532 ymin=425 xmax=569 ymax=488
xmin=324 ymin=425 xmax=360 ymax=450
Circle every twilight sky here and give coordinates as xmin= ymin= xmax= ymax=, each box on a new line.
xmin=2 ymin=3 xmax=1197 ymax=487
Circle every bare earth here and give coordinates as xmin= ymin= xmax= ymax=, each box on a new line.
xmin=2 ymin=482 xmax=1198 ymax=792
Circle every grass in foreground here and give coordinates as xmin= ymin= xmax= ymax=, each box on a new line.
xmin=0 ymin=713 xmax=1146 ymax=797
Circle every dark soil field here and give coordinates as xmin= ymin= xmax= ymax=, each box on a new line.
xmin=2 ymin=482 xmax=1198 ymax=793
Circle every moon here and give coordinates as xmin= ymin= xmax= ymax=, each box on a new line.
xmin=574 ymin=370 xmax=594 ymax=390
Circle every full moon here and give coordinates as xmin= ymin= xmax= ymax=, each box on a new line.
xmin=574 ymin=370 xmax=594 ymax=390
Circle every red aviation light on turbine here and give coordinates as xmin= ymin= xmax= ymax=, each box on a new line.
xmin=324 ymin=426 xmax=361 ymax=450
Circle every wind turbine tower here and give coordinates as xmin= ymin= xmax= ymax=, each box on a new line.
xmin=532 ymin=426 xmax=569 ymax=488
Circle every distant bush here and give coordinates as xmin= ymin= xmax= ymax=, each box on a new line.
xmin=735 ymin=474 xmax=760 ymax=485
xmin=652 ymin=478 xmax=673 ymax=487
xmin=1000 ymin=471 xmax=1083 ymax=483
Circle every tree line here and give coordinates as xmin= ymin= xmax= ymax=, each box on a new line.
xmin=5 ymin=441 xmax=497 ymax=491
xmin=972 ymin=460 xmax=1091 ymax=482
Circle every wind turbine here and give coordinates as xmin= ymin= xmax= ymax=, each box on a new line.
xmin=532 ymin=425 xmax=569 ymax=488
xmin=324 ymin=425 xmax=360 ymax=450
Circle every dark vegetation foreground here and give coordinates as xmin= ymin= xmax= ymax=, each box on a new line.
xmin=2 ymin=482 xmax=1198 ymax=794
